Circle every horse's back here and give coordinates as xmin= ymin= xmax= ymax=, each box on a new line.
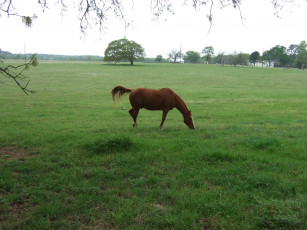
xmin=130 ymin=87 xmax=177 ymax=110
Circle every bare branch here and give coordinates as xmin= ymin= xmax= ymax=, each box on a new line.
xmin=0 ymin=52 xmax=37 ymax=95
xmin=207 ymin=0 xmax=214 ymax=34
xmin=150 ymin=0 xmax=174 ymax=19
xmin=0 ymin=0 xmax=39 ymax=27
xmin=78 ymin=0 xmax=129 ymax=34
xmin=0 ymin=0 xmax=13 ymax=14
xmin=38 ymin=0 xmax=48 ymax=12
xmin=271 ymin=0 xmax=297 ymax=17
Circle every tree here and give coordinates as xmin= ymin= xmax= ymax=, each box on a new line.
xmin=279 ymin=53 xmax=291 ymax=67
xmin=271 ymin=45 xmax=286 ymax=59
xmin=155 ymin=55 xmax=163 ymax=63
xmin=297 ymin=40 xmax=307 ymax=53
xmin=295 ymin=50 xmax=307 ymax=69
xmin=202 ymin=46 xmax=214 ymax=64
xmin=268 ymin=45 xmax=291 ymax=67
xmin=295 ymin=41 xmax=307 ymax=69
xmin=168 ymin=49 xmax=183 ymax=63
xmin=236 ymin=53 xmax=249 ymax=66
xmin=104 ymin=38 xmax=145 ymax=65
xmin=249 ymin=51 xmax=260 ymax=66
xmin=184 ymin=51 xmax=201 ymax=64
xmin=215 ymin=52 xmax=225 ymax=65
xmin=287 ymin=44 xmax=299 ymax=67
xmin=263 ymin=45 xmax=291 ymax=67
xmin=229 ymin=52 xmax=249 ymax=66
xmin=262 ymin=50 xmax=274 ymax=67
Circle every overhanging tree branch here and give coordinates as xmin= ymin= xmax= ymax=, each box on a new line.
xmin=0 ymin=52 xmax=38 ymax=95
xmin=78 ymin=0 xmax=129 ymax=34
xmin=0 ymin=0 xmax=39 ymax=27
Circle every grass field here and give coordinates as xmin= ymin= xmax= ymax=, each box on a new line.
xmin=1 ymin=62 xmax=307 ymax=229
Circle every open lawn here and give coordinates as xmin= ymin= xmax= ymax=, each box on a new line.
xmin=1 ymin=62 xmax=307 ymax=229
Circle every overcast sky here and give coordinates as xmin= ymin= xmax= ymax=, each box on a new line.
xmin=1 ymin=0 xmax=307 ymax=58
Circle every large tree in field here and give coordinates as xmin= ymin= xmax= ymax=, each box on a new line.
xmin=104 ymin=38 xmax=145 ymax=65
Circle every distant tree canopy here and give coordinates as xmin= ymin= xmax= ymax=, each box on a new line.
xmin=104 ymin=38 xmax=145 ymax=65
xmin=212 ymin=40 xmax=306 ymax=68
xmin=168 ymin=49 xmax=183 ymax=63
xmin=155 ymin=55 xmax=163 ymax=63
xmin=295 ymin=41 xmax=307 ymax=69
xmin=202 ymin=46 xmax=214 ymax=64
xmin=230 ymin=52 xmax=249 ymax=66
xmin=249 ymin=51 xmax=260 ymax=66
xmin=184 ymin=51 xmax=201 ymax=64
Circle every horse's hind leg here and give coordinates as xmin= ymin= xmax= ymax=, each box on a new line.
xmin=129 ymin=108 xmax=140 ymax=128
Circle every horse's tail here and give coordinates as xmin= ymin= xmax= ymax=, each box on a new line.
xmin=111 ymin=86 xmax=132 ymax=103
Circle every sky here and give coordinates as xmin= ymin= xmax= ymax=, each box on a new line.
xmin=1 ymin=0 xmax=307 ymax=58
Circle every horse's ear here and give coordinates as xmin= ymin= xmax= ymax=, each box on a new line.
xmin=189 ymin=110 xmax=192 ymax=115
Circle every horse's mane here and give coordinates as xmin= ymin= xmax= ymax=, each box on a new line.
xmin=174 ymin=92 xmax=190 ymax=114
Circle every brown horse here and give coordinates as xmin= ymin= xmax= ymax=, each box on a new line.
xmin=111 ymin=86 xmax=195 ymax=129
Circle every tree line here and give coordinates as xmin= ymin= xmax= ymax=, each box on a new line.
xmin=165 ymin=41 xmax=307 ymax=69
xmin=102 ymin=38 xmax=307 ymax=69
xmin=1 ymin=51 xmax=102 ymax=62
xmin=2 ymin=39 xmax=307 ymax=69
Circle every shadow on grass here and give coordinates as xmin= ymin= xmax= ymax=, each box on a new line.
xmin=102 ymin=63 xmax=147 ymax=67
xmin=256 ymin=199 xmax=306 ymax=230
xmin=84 ymin=136 xmax=135 ymax=154
xmin=199 ymin=150 xmax=239 ymax=164
xmin=244 ymin=136 xmax=281 ymax=152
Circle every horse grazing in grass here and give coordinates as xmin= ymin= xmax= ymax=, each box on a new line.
xmin=111 ymin=86 xmax=195 ymax=129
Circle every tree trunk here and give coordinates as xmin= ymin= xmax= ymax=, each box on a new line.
xmin=130 ymin=60 xmax=134 ymax=65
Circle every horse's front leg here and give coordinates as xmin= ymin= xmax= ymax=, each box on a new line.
xmin=129 ymin=108 xmax=140 ymax=128
xmin=160 ymin=108 xmax=170 ymax=130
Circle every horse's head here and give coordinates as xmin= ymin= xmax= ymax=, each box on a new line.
xmin=184 ymin=110 xmax=195 ymax=129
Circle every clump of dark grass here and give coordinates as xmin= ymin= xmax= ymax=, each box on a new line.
xmin=199 ymin=150 xmax=237 ymax=164
xmin=255 ymin=199 xmax=307 ymax=230
xmin=84 ymin=136 xmax=135 ymax=154
xmin=244 ymin=136 xmax=281 ymax=152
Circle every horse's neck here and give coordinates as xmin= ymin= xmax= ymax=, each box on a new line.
xmin=175 ymin=95 xmax=189 ymax=116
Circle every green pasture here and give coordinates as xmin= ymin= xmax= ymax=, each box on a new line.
xmin=1 ymin=62 xmax=307 ymax=229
